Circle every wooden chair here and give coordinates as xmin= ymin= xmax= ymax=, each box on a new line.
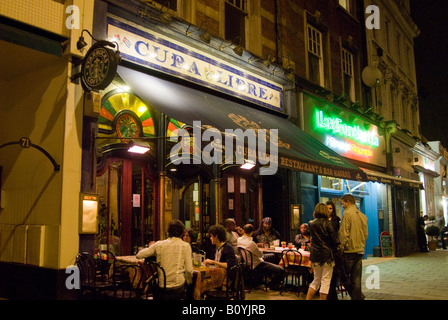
xmin=144 ymin=261 xmax=168 ymax=300
xmin=75 ymin=252 xmax=116 ymax=299
xmin=204 ymin=264 xmax=245 ymax=300
xmin=112 ymin=264 xmax=144 ymax=300
xmin=281 ymin=249 xmax=308 ymax=296
xmin=237 ymin=247 xmax=255 ymax=292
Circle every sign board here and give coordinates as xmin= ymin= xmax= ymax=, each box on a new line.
xmin=81 ymin=41 xmax=120 ymax=92
xmin=303 ymin=93 xmax=387 ymax=168
xmin=79 ymin=193 xmax=99 ymax=234
xmin=106 ymin=17 xmax=284 ymax=112
xmin=379 ymin=231 xmax=394 ymax=257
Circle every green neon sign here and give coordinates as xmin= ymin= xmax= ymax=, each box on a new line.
xmin=315 ymin=110 xmax=380 ymax=147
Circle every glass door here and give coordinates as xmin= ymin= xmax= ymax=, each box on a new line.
xmin=96 ymin=159 xmax=155 ymax=255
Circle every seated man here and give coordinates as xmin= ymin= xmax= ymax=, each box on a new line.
xmin=237 ymin=224 xmax=285 ymax=291
xmin=136 ymin=219 xmax=193 ymax=300
xmin=205 ymin=224 xmax=236 ymax=270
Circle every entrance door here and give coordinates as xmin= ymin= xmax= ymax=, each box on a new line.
xmin=96 ymin=159 xmax=155 ymax=255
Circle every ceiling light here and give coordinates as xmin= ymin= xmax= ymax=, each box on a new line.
xmin=241 ymin=161 xmax=256 ymax=170
xmin=127 ymin=140 xmax=151 ymax=154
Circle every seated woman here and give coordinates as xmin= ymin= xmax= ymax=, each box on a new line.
xmin=182 ymin=228 xmax=202 ymax=254
xmin=204 ymin=225 xmax=236 ymax=270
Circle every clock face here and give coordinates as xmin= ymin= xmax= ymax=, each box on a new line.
xmin=115 ymin=112 xmax=141 ymax=142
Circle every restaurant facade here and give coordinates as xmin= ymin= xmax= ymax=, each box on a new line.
xmin=82 ymin=1 xmax=368 ymax=257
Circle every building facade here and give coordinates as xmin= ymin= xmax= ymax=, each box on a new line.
xmin=0 ymin=0 xmax=438 ymax=299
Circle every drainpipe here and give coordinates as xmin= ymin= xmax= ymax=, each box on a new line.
xmin=275 ymin=0 xmax=282 ymax=62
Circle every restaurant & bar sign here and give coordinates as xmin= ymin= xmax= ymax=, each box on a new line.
xmin=106 ymin=16 xmax=284 ymax=112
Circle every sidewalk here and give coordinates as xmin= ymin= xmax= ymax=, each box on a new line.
xmin=245 ymin=249 xmax=448 ymax=300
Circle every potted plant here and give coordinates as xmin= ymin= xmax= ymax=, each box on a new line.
xmin=426 ymin=225 xmax=440 ymax=250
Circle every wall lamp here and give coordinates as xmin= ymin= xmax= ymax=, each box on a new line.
xmin=284 ymin=65 xmax=295 ymax=81
xmin=335 ymin=93 xmax=348 ymax=103
xmin=139 ymin=0 xmax=172 ymax=26
xmin=76 ymin=29 xmax=95 ymax=50
xmin=186 ymin=20 xmax=211 ymax=44
xmin=219 ymin=37 xmax=244 ymax=56
xmin=248 ymin=54 xmax=275 ymax=69
xmin=76 ymin=29 xmax=120 ymax=53
xmin=159 ymin=1 xmax=172 ymax=25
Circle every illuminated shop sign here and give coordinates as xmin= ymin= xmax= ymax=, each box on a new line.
xmin=107 ymin=17 xmax=283 ymax=112
xmin=304 ymin=94 xmax=386 ymax=168
xmin=315 ymin=111 xmax=380 ymax=148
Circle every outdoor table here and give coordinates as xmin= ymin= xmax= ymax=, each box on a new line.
xmin=115 ymin=256 xmax=147 ymax=289
xmin=259 ymin=248 xmax=311 ymax=267
xmin=277 ymin=249 xmax=312 ymax=268
xmin=192 ymin=265 xmax=227 ymax=300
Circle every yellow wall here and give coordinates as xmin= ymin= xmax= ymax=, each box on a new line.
xmin=0 ymin=0 xmax=94 ymax=270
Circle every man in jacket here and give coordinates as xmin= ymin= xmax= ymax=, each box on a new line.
xmin=339 ymin=194 xmax=368 ymax=300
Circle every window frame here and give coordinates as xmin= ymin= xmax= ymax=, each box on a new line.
xmin=341 ymin=47 xmax=355 ymax=101
xmin=306 ymin=24 xmax=325 ymax=87
xmin=224 ymin=0 xmax=248 ymax=46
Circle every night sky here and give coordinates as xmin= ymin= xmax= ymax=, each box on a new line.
xmin=410 ymin=0 xmax=448 ymax=147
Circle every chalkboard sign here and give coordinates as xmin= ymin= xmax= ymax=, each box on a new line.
xmin=379 ymin=231 xmax=394 ymax=257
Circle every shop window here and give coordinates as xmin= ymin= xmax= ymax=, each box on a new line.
xmin=321 ymin=176 xmax=343 ymax=191
xmin=347 ymin=180 xmax=367 ymax=195
xmin=225 ymin=0 xmax=247 ymax=46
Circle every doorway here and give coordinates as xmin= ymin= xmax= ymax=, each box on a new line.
xmin=96 ymin=159 xmax=155 ymax=255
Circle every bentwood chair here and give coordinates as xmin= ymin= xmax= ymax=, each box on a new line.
xmin=144 ymin=261 xmax=168 ymax=300
xmin=112 ymin=264 xmax=144 ymax=300
xmin=76 ymin=252 xmax=116 ymax=299
xmin=204 ymin=264 xmax=245 ymax=300
xmin=281 ymin=249 xmax=307 ymax=296
xmin=237 ymin=247 xmax=254 ymax=292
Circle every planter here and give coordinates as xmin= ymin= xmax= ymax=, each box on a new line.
xmin=428 ymin=240 xmax=438 ymax=251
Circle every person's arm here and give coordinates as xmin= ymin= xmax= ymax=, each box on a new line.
xmin=184 ymin=245 xmax=193 ymax=285
xmin=136 ymin=243 xmax=156 ymax=259
xmin=339 ymin=211 xmax=351 ymax=251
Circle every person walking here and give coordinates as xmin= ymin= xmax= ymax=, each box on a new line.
xmin=416 ymin=213 xmax=429 ymax=252
xmin=435 ymin=210 xmax=447 ymax=250
xmin=305 ymin=203 xmax=341 ymax=300
xmin=326 ymin=200 xmax=342 ymax=300
xmin=338 ymin=194 xmax=368 ymax=300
